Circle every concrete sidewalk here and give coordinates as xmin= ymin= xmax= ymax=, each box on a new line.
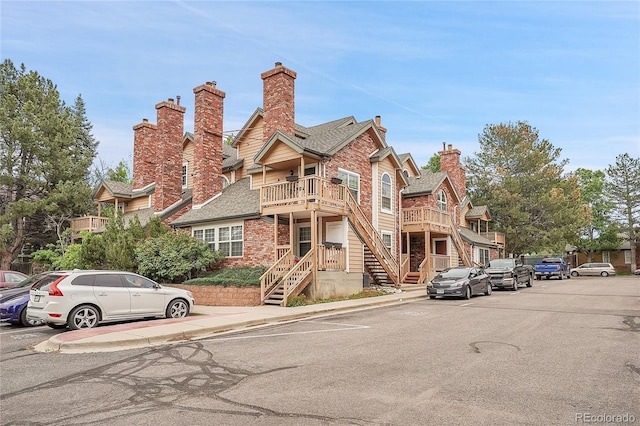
xmin=34 ymin=285 xmax=427 ymax=354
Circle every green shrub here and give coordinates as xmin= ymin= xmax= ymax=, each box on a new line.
xmin=286 ymin=294 xmax=307 ymax=307
xmin=184 ymin=266 xmax=266 ymax=286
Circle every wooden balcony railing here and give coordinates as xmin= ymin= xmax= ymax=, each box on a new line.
xmin=481 ymin=231 xmax=506 ymax=246
xmin=260 ymin=176 xmax=347 ymax=214
xmin=402 ymin=207 xmax=450 ymax=231
xmin=317 ymin=245 xmax=347 ymax=270
xmin=431 ymin=254 xmax=450 ymax=272
xmin=70 ymin=216 xmax=109 ymax=233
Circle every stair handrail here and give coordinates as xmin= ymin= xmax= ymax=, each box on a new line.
xmin=344 ymin=189 xmax=399 ymax=284
xmin=260 ymin=249 xmax=294 ymax=302
xmin=279 ymin=248 xmax=314 ymax=306
xmin=447 ymin=217 xmax=472 ymax=266
xmin=418 ymin=256 xmax=430 ymax=284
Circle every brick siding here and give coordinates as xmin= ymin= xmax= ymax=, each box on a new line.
xmin=154 ymin=99 xmax=186 ymax=212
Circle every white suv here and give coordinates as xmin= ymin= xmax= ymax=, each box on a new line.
xmin=27 ymin=270 xmax=195 ymax=330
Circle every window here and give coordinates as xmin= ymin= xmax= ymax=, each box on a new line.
xmin=193 ymin=224 xmax=243 ymax=257
xmin=182 ymin=163 xmax=188 ymax=188
xmin=219 ymin=225 xmax=243 ymax=257
xmin=338 ymin=169 xmax=360 ymax=202
xmin=477 ymin=248 xmax=490 ymax=266
xmin=602 ymin=251 xmax=611 ymax=263
xmin=299 ymin=227 xmax=311 ymax=256
xmin=437 ymin=190 xmax=447 ymax=212
xmin=625 ymin=250 xmax=631 ymax=264
xmin=381 ymin=231 xmax=393 ymax=251
xmin=381 ymin=173 xmax=392 ymax=212
xmin=222 ymin=175 xmax=230 ymax=189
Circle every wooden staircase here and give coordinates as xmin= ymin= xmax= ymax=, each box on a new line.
xmin=448 ymin=217 xmax=472 ymax=267
xmin=402 ymin=272 xmax=421 ymax=284
xmin=261 ymin=249 xmax=314 ymax=306
xmin=345 ymin=190 xmax=399 ymax=287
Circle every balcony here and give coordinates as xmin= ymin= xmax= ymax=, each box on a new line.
xmin=481 ymin=231 xmax=506 ymax=247
xmin=70 ymin=216 xmax=109 ymax=236
xmin=260 ymin=176 xmax=348 ymax=216
xmin=401 ymin=206 xmax=451 ymax=233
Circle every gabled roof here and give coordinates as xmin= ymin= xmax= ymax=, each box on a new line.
xmin=466 ymin=205 xmax=491 ymax=220
xmin=370 ymin=146 xmax=409 ymax=186
xmin=171 ymin=178 xmax=259 ymax=227
xmin=254 ymin=117 xmax=387 ymax=164
xmin=458 ymin=227 xmax=497 ymax=248
xmin=403 ymin=171 xmax=461 ymax=203
xmin=92 ymin=180 xmax=155 ymax=200
xmin=398 ymin=153 xmax=421 ymax=177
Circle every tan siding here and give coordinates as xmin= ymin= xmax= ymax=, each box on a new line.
xmin=348 ymin=226 xmax=364 ymax=273
xmin=182 ymin=141 xmax=194 ymax=189
xmin=263 ymin=144 xmax=300 ymax=164
xmin=237 ymin=118 xmax=264 ymax=179
xmin=126 ymin=196 xmax=150 ymax=212
xmin=377 ymin=158 xmax=396 ymax=252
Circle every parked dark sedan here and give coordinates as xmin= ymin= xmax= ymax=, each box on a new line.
xmin=427 ymin=267 xmax=492 ymax=300
xmin=0 ymin=272 xmax=53 ymax=326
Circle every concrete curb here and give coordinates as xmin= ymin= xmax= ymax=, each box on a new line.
xmin=33 ymin=287 xmax=428 ymax=353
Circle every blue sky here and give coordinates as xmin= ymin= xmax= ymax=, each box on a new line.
xmin=2 ymin=1 xmax=639 ymax=173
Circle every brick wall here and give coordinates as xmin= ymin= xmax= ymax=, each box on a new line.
xmin=193 ymin=82 xmax=225 ymax=206
xmin=132 ymin=119 xmax=157 ymax=190
xmin=325 ymin=131 xmax=377 ymax=221
xmin=168 ymin=284 xmax=261 ymax=306
xmin=217 ymin=218 xmax=277 ymax=269
xmin=154 ymin=99 xmax=186 ymax=212
xmin=261 ymin=62 xmax=297 ymax=142
xmin=439 ymin=144 xmax=466 ymax=202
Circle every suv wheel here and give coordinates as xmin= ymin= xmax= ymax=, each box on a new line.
xmin=601 ymin=271 xmax=609 ymax=277
xmin=68 ymin=305 xmax=100 ymax=330
xmin=526 ymin=275 xmax=533 ymax=287
xmin=166 ymin=299 xmax=190 ymax=318
xmin=512 ymin=281 xmax=518 ymax=291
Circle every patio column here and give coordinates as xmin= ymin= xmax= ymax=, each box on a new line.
xmin=273 ymin=214 xmax=278 ymax=260
xmin=312 ymin=209 xmax=318 ymax=292
xmin=424 ymin=230 xmax=431 ymax=281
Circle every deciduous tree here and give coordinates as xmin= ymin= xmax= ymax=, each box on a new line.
xmin=572 ymin=168 xmax=620 ymax=261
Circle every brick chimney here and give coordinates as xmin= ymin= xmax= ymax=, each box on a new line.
xmin=154 ymin=98 xmax=186 ymax=212
xmin=375 ymin=115 xmax=387 ymax=140
xmin=192 ymin=81 xmax=226 ymax=206
xmin=132 ymin=118 xmax=157 ymax=190
xmin=261 ymin=62 xmax=296 ymax=142
xmin=439 ymin=143 xmax=466 ymax=200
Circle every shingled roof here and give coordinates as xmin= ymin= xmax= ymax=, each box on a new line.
xmin=403 ymin=171 xmax=449 ymax=196
xmin=171 ymin=178 xmax=260 ymax=227
xmin=458 ymin=227 xmax=497 ymax=248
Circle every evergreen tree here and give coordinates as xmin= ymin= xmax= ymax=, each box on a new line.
xmin=0 ymin=59 xmax=97 ymax=268
xmin=465 ymin=121 xmax=589 ymax=255
xmin=605 ymin=153 xmax=640 ymax=271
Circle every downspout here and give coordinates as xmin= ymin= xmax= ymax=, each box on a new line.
xmin=398 ymin=187 xmax=405 ymax=285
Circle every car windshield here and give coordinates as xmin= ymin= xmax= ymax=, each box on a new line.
xmin=437 ymin=269 xmax=469 ymax=279
xmin=488 ymin=259 xmax=514 ymax=268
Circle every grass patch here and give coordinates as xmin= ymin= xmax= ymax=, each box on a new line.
xmin=184 ymin=266 xmax=267 ymax=286
xmin=286 ymin=289 xmax=388 ymax=307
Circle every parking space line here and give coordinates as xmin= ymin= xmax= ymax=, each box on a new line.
xmin=204 ymin=321 xmax=370 ymax=342
xmin=460 ymin=303 xmax=473 ymax=307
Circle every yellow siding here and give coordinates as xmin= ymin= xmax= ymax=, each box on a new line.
xmin=348 ymin=226 xmax=364 ymax=273
xmin=237 ymin=118 xmax=264 ymax=179
xmin=182 ymin=141 xmax=194 ymax=189
xmin=262 ymin=143 xmax=300 ymax=164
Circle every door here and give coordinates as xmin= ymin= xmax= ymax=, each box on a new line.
xmin=92 ymin=274 xmax=131 ymax=318
xmin=326 ymin=222 xmax=344 ymax=245
xmin=123 ymin=274 xmax=167 ymax=316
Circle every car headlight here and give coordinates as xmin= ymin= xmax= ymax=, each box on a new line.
xmin=503 ymin=272 xmax=512 ymax=278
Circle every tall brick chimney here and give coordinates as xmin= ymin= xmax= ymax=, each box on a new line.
xmin=154 ymin=98 xmax=186 ymax=212
xmin=439 ymin=143 xmax=466 ymax=201
xmin=132 ymin=118 xmax=157 ymax=190
xmin=192 ymin=81 xmax=226 ymax=206
xmin=261 ymin=62 xmax=296 ymax=142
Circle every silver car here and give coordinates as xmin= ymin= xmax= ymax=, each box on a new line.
xmin=27 ymin=270 xmax=195 ymax=330
xmin=570 ymin=263 xmax=616 ymax=277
